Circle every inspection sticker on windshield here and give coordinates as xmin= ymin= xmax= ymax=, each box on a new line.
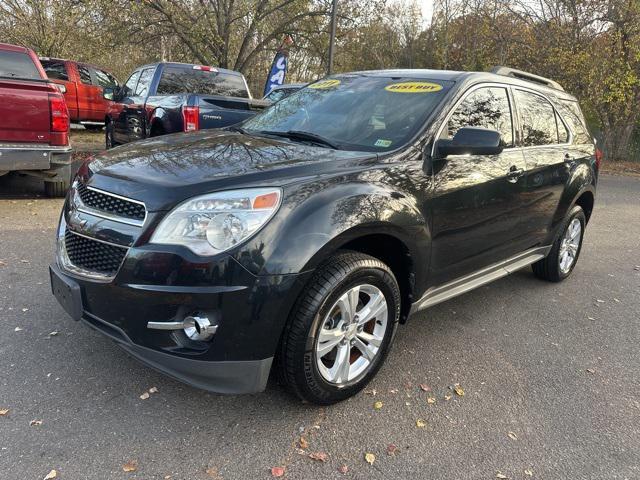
xmin=309 ymin=79 xmax=341 ymax=89
xmin=385 ymin=82 xmax=443 ymax=93
xmin=374 ymin=139 xmax=392 ymax=147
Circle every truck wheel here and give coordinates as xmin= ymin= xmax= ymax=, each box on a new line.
xmin=105 ymin=122 xmax=116 ymax=149
xmin=44 ymin=180 xmax=69 ymax=198
xmin=278 ymin=252 xmax=401 ymax=404
xmin=532 ymin=205 xmax=586 ymax=282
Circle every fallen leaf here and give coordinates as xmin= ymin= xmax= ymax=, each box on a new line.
xmin=309 ymin=451 xmax=328 ymax=462
xmin=43 ymin=470 xmax=57 ymax=479
xmin=337 ymin=465 xmax=349 ymax=474
xmin=299 ymin=436 xmax=309 ymax=450
xmin=123 ymin=461 xmax=137 ymax=472
xmin=419 ymin=384 xmax=431 ymax=392
xmin=507 ymin=431 xmax=517 ymax=440
xmin=596 ymin=299 xmax=605 ymax=303
xmin=453 ymin=384 xmax=465 ymax=396
xmin=0 ymin=260 xmax=6 ymax=266
xmin=524 ymin=469 xmax=533 ymax=476
xmin=614 ymin=298 xmax=620 ymax=303
xmin=387 ymin=444 xmax=398 ymax=455
xmin=139 ymin=392 xmax=150 ymax=400
xmin=364 ymin=389 xmax=377 ymax=396
xmin=427 ymin=396 xmax=436 ymax=404
xmin=364 ymin=452 xmax=375 ymax=465
xmin=271 ymin=466 xmax=285 ymax=477
xmin=444 ymin=394 xmax=452 ymax=401
xmin=205 ymin=466 xmax=221 ymax=479
xmin=30 ymin=420 xmax=43 ymax=426
xmin=149 ymin=387 xmax=158 ymax=394
xmin=14 ymin=327 xmax=23 ymax=332
xmin=48 ymin=331 xmax=58 ymax=336
xmin=21 ymin=308 xmax=28 ymax=312
xmin=373 ymin=401 xmax=383 ymax=410
xmin=416 ymin=419 xmax=426 ymax=428
xmin=389 ymin=389 xmax=398 ymax=394
xmin=20 ymin=259 xmax=29 ymax=264
xmin=586 ymin=368 xmax=595 ymax=374
xmin=496 ymin=474 xmax=508 ymax=479
xmin=0 ymin=409 xmax=9 ymax=416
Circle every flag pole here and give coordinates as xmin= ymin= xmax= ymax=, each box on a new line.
xmin=327 ymin=0 xmax=338 ymax=74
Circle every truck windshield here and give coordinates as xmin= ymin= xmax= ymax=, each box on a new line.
xmin=157 ymin=66 xmax=249 ymax=98
xmin=0 ymin=51 xmax=41 ymax=80
xmin=244 ymin=75 xmax=452 ymax=152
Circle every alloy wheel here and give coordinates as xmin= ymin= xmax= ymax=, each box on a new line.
xmin=315 ymin=284 xmax=388 ymax=385
xmin=558 ymin=217 xmax=582 ymax=274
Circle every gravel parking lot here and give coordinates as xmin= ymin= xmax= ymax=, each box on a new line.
xmin=0 ymin=174 xmax=638 ymax=480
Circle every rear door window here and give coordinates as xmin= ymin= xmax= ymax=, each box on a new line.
xmin=157 ymin=66 xmax=249 ymax=98
xmin=41 ymin=60 xmax=69 ymax=81
xmin=0 ymin=50 xmax=41 ymax=79
xmin=514 ymin=90 xmax=560 ymax=146
xmin=135 ymin=68 xmax=155 ymax=97
xmin=77 ymin=64 xmax=92 ymax=85
xmin=443 ymin=86 xmax=514 ymax=146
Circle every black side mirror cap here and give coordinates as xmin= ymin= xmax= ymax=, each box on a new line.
xmin=435 ymin=127 xmax=504 ymax=157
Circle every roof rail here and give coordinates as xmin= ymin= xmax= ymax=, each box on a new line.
xmin=489 ymin=66 xmax=564 ymax=91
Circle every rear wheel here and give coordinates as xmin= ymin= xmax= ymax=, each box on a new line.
xmin=278 ymin=252 xmax=400 ymax=404
xmin=532 ymin=205 xmax=586 ymax=282
xmin=44 ymin=179 xmax=69 ymax=198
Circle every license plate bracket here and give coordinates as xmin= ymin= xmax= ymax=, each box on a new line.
xmin=50 ymin=265 xmax=83 ymax=321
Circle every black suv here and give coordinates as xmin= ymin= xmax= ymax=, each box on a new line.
xmin=50 ymin=67 xmax=599 ymax=404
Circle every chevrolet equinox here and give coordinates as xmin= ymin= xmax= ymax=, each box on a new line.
xmin=50 ymin=67 xmax=599 ymax=404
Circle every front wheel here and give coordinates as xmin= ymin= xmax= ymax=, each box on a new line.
xmin=532 ymin=205 xmax=586 ymax=282
xmin=278 ymin=252 xmax=401 ymax=404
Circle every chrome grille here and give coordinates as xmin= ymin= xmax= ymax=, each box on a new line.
xmin=64 ymin=229 xmax=128 ymax=276
xmin=76 ymin=183 xmax=146 ymax=222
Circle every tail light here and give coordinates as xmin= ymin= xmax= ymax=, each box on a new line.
xmin=595 ymin=148 xmax=603 ymax=170
xmin=49 ymin=93 xmax=69 ymax=146
xmin=182 ymin=105 xmax=200 ymax=132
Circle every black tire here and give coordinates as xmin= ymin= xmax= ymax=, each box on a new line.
xmin=83 ymin=124 xmax=103 ymax=131
xmin=105 ymin=122 xmax=116 ymax=149
xmin=278 ymin=252 xmax=401 ymax=405
xmin=44 ymin=180 xmax=69 ymax=198
xmin=532 ymin=205 xmax=586 ymax=282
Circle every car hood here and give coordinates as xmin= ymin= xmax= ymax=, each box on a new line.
xmin=84 ymin=130 xmax=375 ymax=211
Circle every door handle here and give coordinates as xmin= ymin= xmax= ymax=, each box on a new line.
xmin=506 ymin=166 xmax=524 ymax=183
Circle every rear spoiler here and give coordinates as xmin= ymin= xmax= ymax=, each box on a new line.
xmin=489 ymin=66 xmax=564 ymax=92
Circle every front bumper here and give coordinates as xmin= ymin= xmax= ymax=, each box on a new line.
xmin=50 ymin=253 xmax=309 ymax=394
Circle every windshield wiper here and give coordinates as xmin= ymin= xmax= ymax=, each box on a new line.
xmin=262 ymin=130 xmax=340 ymax=149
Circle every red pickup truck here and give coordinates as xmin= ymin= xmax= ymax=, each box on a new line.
xmin=0 ymin=43 xmax=72 ymax=196
xmin=40 ymin=58 xmax=118 ymax=130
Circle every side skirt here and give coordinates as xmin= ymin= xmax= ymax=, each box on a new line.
xmin=409 ymin=246 xmax=551 ymax=315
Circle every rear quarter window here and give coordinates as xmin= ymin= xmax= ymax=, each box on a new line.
xmin=0 ymin=50 xmax=41 ymax=79
xmin=41 ymin=60 xmax=69 ymax=81
xmin=157 ymin=66 xmax=249 ymax=98
xmin=559 ymin=99 xmax=592 ymax=144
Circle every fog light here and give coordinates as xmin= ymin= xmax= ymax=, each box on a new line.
xmin=182 ymin=315 xmax=217 ymax=341
xmin=147 ymin=315 xmax=218 ymax=341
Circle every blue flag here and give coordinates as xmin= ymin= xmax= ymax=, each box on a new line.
xmin=264 ymin=51 xmax=289 ymax=97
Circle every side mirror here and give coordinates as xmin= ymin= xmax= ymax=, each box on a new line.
xmin=435 ymin=127 xmax=504 ymax=158
xmin=103 ymin=87 xmax=115 ymax=101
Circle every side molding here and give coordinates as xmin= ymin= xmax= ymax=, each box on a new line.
xmin=409 ymin=246 xmax=551 ymax=315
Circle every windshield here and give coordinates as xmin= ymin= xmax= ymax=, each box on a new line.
xmin=244 ymin=75 xmax=452 ymax=152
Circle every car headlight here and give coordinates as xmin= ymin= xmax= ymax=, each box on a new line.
xmin=150 ymin=188 xmax=282 ymax=256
